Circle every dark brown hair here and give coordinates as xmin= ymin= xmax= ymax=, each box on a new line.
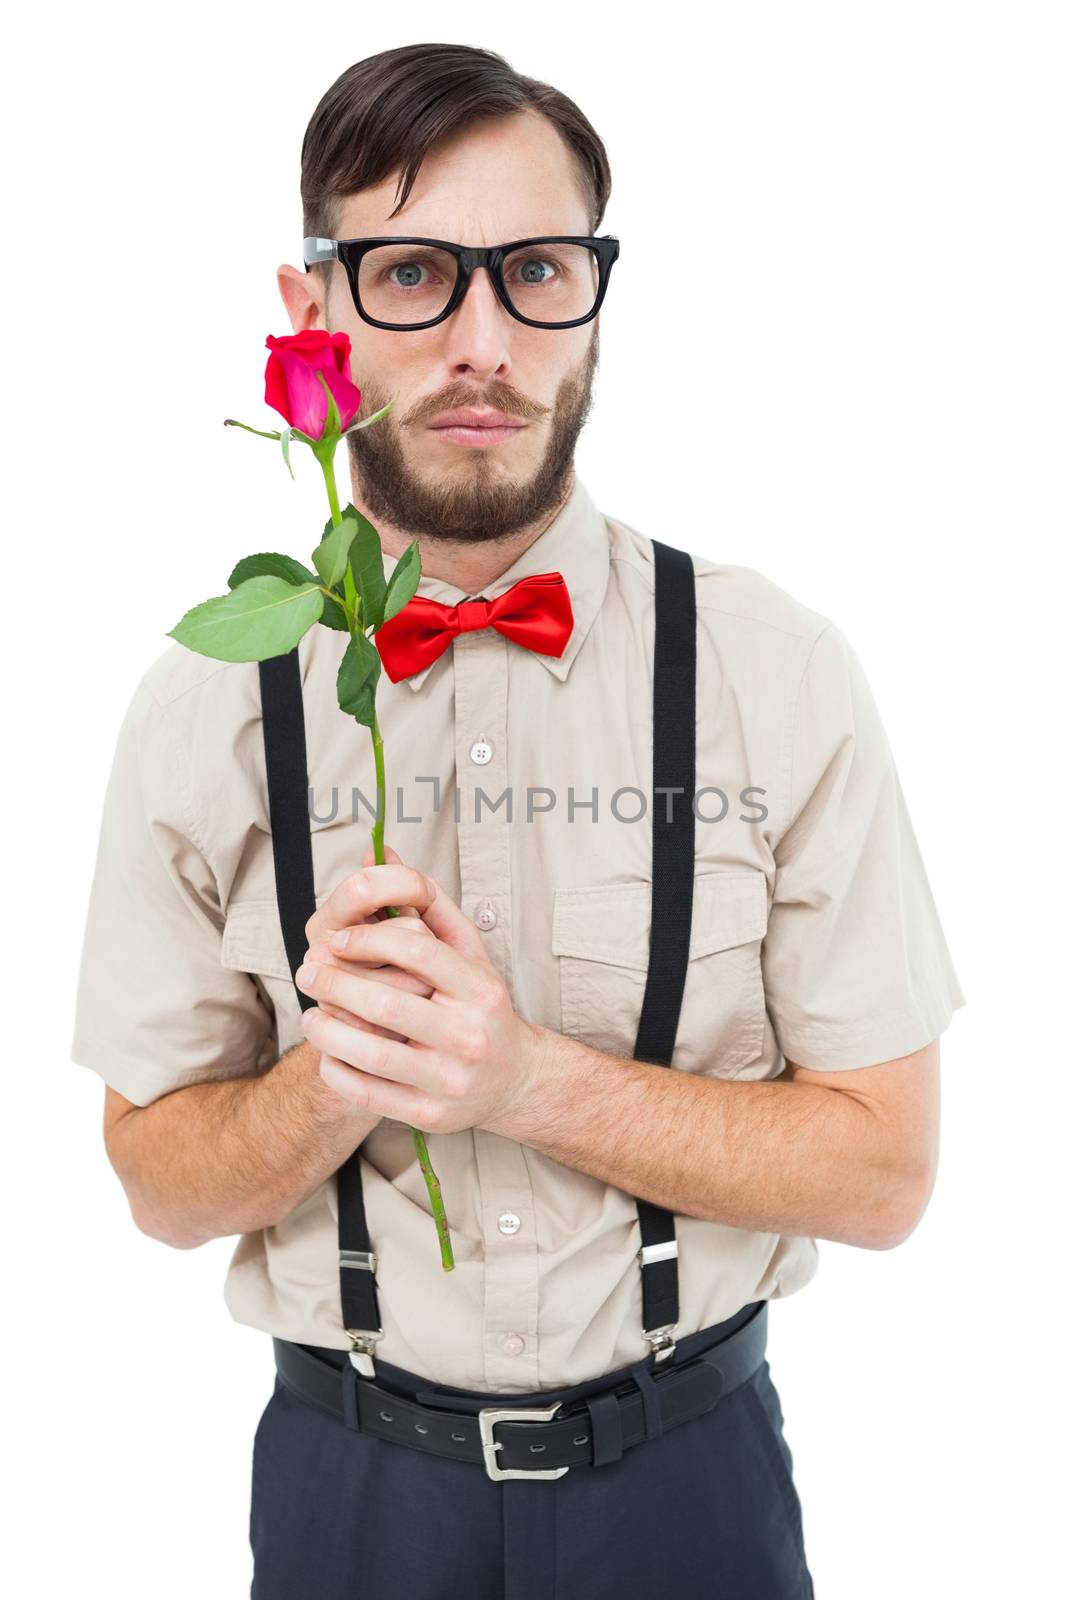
xmin=300 ymin=43 xmax=612 ymax=261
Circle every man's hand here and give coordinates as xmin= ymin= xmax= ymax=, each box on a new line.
xmin=302 ymin=843 xmax=437 ymax=1060
xmin=295 ymin=867 xmax=547 ymax=1134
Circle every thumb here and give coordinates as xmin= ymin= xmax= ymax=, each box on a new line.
xmin=417 ymin=873 xmax=487 ymax=962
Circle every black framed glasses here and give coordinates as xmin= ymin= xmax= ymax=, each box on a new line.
xmin=302 ymin=234 xmax=620 ymax=331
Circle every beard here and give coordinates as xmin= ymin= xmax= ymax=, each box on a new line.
xmin=341 ymin=325 xmax=599 ymax=545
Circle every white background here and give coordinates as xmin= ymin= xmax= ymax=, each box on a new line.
xmin=4 ymin=3 xmax=1063 ymax=1595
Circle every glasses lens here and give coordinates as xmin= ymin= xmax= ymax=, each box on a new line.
xmin=355 ymin=242 xmax=601 ymax=326
xmin=502 ymin=243 xmax=600 ymax=324
xmin=358 ymin=245 xmax=458 ymax=325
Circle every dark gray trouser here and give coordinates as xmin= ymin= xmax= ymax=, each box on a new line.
xmin=249 ymin=1331 xmax=815 ymax=1599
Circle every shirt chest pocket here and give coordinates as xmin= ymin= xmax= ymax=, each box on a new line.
xmin=550 ymin=870 xmax=769 ymax=1078
xmin=220 ymin=899 xmax=310 ymax=1058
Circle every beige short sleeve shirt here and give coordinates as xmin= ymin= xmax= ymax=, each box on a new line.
xmin=71 ymin=473 xmax=965 ymax=1391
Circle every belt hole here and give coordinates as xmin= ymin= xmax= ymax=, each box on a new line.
xmin=451 ymin=1432 xmax=467 ymax=1442
xmin=529 ymin=1443 xmax=547 ymax=1453
xmin=379 ymin=1410 xmax=394 ymax=1422
xmin=572 ymin=1434 xmax=588 ymax=1445
xmin=414 ymin=1423 xmax=430 ymax=1434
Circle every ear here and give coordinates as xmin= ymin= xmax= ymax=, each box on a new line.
xmin=277 ymin=259 xmax=327 ymax=334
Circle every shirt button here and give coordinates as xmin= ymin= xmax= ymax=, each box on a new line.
xmin=500 ymin=1333 xmax=526 ymax=1356
xmin=469 ymin=738 xmax=493 ymax=765
xmin=474 ymin=899 xmax=497 ymax=931
xmin=497 ymin=1211 xmax=522 ymax=1235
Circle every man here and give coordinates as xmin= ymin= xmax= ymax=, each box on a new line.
xmin=71 ymin=42 xmax=965 ymax=1600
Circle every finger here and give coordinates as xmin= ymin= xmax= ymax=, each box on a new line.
xmin=308 ymin=848 xmax=432 ymax=941
xmin=325 ymin=917 xmax=484 ymax=1003
xmin=297 ymin=960 xmax=459 ymax=1063
xmin=414 ymin=873 xmax=489 ymax=963
xmin=304 ymin=852 xmax=436 ymax=946
xmin=304 ymin=974 xmax=409 ymax=1039
xmin=313 ymin=1001 xmax=408 ymax=1043
xmin=360 ymin=842 xmax=423 ymax=921
xmin=302 ymin=1005 xmax=446 ymax=1094
xmin=318 ymin=1051 xmax=431 ymax=1122
xmin=305 ymin=938 xmax=434 ymax=995
xmin=304 ymin=938 xmax=431 ymax=1042
xmin=312 ymin=917 xmax=436 ymax=975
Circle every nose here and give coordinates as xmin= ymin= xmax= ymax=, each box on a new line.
xmin=441 ymin=263 xmax=513 ymax=379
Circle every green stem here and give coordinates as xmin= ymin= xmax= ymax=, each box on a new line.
xmin=367 ymin=710 xmax=455 ymax=1273
xmin=367 ymin=711 xmax=397 ymax=915
xmin=412 ymin=1130 xmax=455 ymax=1271
xmin=315 ymin=435 xmax=455 ymax=1273
xmin=319 ymin=440 xmax=343 ymax=526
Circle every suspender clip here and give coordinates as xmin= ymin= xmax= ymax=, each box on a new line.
xmin=642 ymin=1324 xmax=677 ymax=1366
xmin=341 ymin=1251 xmax=381 ymax=1373
xmin=347 ymin=1329 xmax=382 ymax=1377
xmin=640 ymin=1241 xmax=679 ymax=1363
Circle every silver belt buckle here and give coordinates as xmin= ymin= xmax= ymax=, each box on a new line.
xmin=478 ymin=1401 xmax=569 ymax=1481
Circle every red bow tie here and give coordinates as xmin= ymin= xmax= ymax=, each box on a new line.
xmin=374 ymin=570 xmax=574 ymax=684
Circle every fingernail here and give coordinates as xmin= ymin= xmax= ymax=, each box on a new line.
xmin=329 ymin=930 xmax=348 ymax=951
xmin=295 ymin=961 xmax=318 ymax=990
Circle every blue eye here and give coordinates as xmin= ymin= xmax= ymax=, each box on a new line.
xmin=389 ymin=261 xmax=430 ymax=288
xmin=513 ymin=258 xmax=559 ymax=286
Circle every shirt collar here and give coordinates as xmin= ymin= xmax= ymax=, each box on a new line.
xmin=378 ymin=472 xmax=610 ymax=692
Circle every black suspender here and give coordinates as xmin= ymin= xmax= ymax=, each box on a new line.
xmin=259 ymin=652 xmax=318 ymax=990
xmin=631 ymin=539 xmax=697 ymax=1361
xmin=258 ymin=649 xmax=384 ymax=1372
xmin=257 ymin=537 xmax=697 ymax=1377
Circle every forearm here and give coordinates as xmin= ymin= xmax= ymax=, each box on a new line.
xmin=492 ymin=1026 xmax=911 ymax=1249
xmin=108 ymin=1040 xmax=380 ymax=1249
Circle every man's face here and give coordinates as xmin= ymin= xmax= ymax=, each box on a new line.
xmin=287 ymin=110 xmax=600 ymax=545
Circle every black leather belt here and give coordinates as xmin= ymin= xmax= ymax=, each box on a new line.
xmin=272 ymin=1300 xmax=768 ymax=1481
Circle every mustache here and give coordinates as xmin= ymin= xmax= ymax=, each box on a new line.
xmin=398 ymin=389 xmax=551 ymax=428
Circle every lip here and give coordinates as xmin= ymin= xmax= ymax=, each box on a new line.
xmin=429 ymin=423 xmax=525 ymax=447
xmin=428 ymin=408 xmax=526 ymax=431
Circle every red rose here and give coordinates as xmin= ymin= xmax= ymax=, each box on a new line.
xmin=264 ymin=330 xmax=362 ymax=440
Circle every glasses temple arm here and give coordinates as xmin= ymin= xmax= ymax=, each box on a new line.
xmin=302 ymin=237 xmax=339 ymax=266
